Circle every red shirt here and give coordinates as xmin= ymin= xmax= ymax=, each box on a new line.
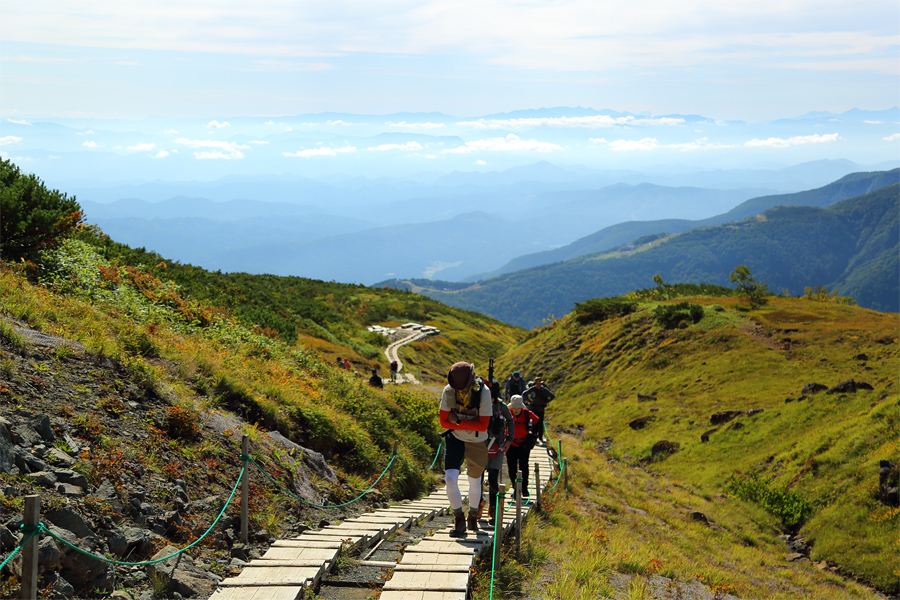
xmin=510 ymin=408 xmax=538 ymax=446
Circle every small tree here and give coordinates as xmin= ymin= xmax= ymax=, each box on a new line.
xmin=730 ymin=265 xmax=768 ymax=307
xmin=1 ymin=159 xmax=83 ymax=262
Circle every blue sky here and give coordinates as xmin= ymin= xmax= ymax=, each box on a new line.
xmin=2 ymin=0 xmax=898 ymax=121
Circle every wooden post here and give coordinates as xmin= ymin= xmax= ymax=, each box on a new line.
xmin=515 ymin=470 xmax=522 ymax=557
xmin=494 ymin=484 xmax=505 ymax=568
xmin=564 ymin=458 xmax=569 ymax=497
xmin=557 ymin=440 xmax=563 ymax=471
xmin=388 ymin=441 xmax=398 ymax=492
xmin=241 ymin=435 xmax=249 ymax=544
xmin=535 ymin=463 xmax=542 ymax=511
xmin=21 ymin=495 xmax=39 ymax=600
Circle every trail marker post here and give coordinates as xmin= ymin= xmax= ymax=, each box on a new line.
xmin=21 ymin=495 xmax=39 ymax=600
xmin=494 ymin=484 xmax=506 ymax=567
xmin=515 ymin=470 xmax=523 ymax=556
xmin=241 ymin=435 xmax=249 ymax=544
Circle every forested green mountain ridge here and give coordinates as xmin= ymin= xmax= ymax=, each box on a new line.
xmin=383 ymin=183 xmax=899 ymax=328
xmin=476 ymin=168 xmax=899 ymax=279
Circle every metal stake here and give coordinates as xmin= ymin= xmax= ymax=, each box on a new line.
xmin=21 ymin=495 xmax=39 ymax=600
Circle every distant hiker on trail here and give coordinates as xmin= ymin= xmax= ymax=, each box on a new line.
xmin=337 ymin=357 xmax=344 ymax=369
xmin=343 ymin=358 xmax=351 ymax=370
xmin=506 ymin=395 xmax=539 ymax=498
xmin=440 ymin=362 xmax=492 ymax=537
xmin=484 ymin=380 xmax=514 ymax=525
xmin=368 ymin=368 xmax=383 ymax=389
xmin=504 ymin=370 xmax=526 ymax=400
xmin=390 ymin=360 xmax=399 ymax=382
xmin=522 ymin=376 xmax=555 ymax=442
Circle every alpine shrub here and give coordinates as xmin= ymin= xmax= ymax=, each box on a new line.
xmin=574 ymin=297 xmax=638 ymax=324
xmin=653 ymin=302 xmax=703 ymax=329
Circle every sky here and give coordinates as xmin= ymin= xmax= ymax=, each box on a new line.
xmin=2 ymin=0 xmax=898 ymax=122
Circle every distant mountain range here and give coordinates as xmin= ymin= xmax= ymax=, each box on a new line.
xmin=377 ymin=170 xmax=899 ymax=327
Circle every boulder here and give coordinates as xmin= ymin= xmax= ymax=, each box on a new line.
xmin=13 ymin=447 xmax=49 ymax=473
xmin=747 ymin=409 xmax=764 ymax=417
xmin=46 ymin=508 xmax=95 ymax=539
xmin=147 ymin=544 xmax=216 ymax=598
xmin=801 ymin=383 xmax=827 ymax=395
xmin=700 ymin=429 xmax=718 ymax=443
xmin=879 ymin=460 xmax=899 ymax=506
xmin=52 ymin=468 xmax=88 ymax=489
xmin=726 ymin=421 xmax=745 ymax=431
xmin=629 ymin=416 xmax=656 ymax=430
xmin=11 ymin=424 xmax=42 ymax=447
xmin=651 ymin=440 xmax=679 ymax=458
xmin=28 ymin=413 xmax=56 ymax=442
xmin=826 ymin=379 xmax=874 ymax=394
xmin=710 ymin=411 xmax=743 ymax=425
xmin=0 ymin=424 xmax=14 ymax=474
xmin=637 ymin=393 xmax=657 ymax=402
xmin=689 ymin=511 xmax=710 ymax=525
xmin=854 ymin=353 xmax=868 ymax=361
xmin=46 ymin=447 xmax=77 ymax=467
xmin=27 ymin=470 xmax=59 ymax=487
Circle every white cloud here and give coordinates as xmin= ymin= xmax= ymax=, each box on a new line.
xmin=443 ymin=134 xmax=563 ymax=154
xmin=206 ymin=120 xmax=229 ymax=129
xmin=744 ymin=133 xmax=841 ymax=148
xmin=0 ymin=136 xmax=23 ymax=146
xmin=367 ymin=141 xmax=423 ymax=152
xmin=82 ymin=140 xmax=98 ymax=148
xmin=155 ymin=150 xmax=170 ymax=158
xmin=864 ymin=120 xmax=884 ymax=124
xmin=884 ymin=133 xmax=900 ymax=142
xmin=7 ymin=118 xmax=31 ymax=125
xmin=127 ymin=142 xmax=156 ymax=152
xmin=75 ymin=129 xmax=95 ymax=135
xmin=386 ymin=121 xmax=446 ymax=129
xmin=607 ymin=138 xmax=660 ymax=152
xmin=457 ymin=115 xmax=685 ymax=130
xmin=163 ymin=129 xmax=179 ymax=134
xmin=174 ymin=138 xmax=248 ymax=159
xmin=283 ymin=145 xmax=356 ymax=157
xmin=475 ymin=159 xmax=487 ymax=165
xmin=265 ymin=121 xmax=275 ymax=125
xmin=326 ymin=120 xmax=352 ymax=126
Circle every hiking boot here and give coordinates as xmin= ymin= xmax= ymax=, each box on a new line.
xmin=476 ymin=498 xmax=485 ymax=519
xmin=467 ymin=513 xmax=479 ymax=532
xmin=449 ymin=512 xmax=466 ymax=538
xmin=488 ymin=506 xmax=496 ymax=526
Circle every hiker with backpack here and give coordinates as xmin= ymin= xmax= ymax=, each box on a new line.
xmin=368 ymin=368 xmax=383 ymax=389
xmin=484 ymin=380 xmax=514 ymax=525
xmin=390 ymin=360 xmax=399 ymax=382
xmin=522 ymin=376 xmax=555 ymax=442
xmin=506 ymin=394 xmax=539 ymax=498
xmin=439 ymin=362 xmax=492 ymax=537
xmin=504 ymin=370 xmax=526 ymax=401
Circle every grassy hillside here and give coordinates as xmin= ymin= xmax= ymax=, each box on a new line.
xmin=497 ymin=293 xmax=898 ymax=595
xmin=389 ymin=183 xmax=899 ymax=327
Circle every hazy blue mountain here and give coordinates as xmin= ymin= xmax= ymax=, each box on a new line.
xmin=377 ymin=180 xmax=899 ymax=328
xmin=478 ymin=169 xmax=900 ymax=279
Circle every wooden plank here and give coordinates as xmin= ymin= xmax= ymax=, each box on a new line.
xmin=260 ymin=547 xmax=338 ymax=561
xmin=402 ymin=542 xmax=475 ymax=555
xmin=272 ymin=540 xmax=343 ymax=548
xmin=394 ymin=564 xmax=471 ymax=573
xmin=383 ymin=570 xmax=469 ymax=592
xmin=379 ymin=591 xmax=466 ymax=600
xmin=209 ymin=585 xmax=303 ymax=600
xmin=399 ymin=553 xmax=473 ymax=567
xmin=244 ymin=560 xmax=330 ymax=568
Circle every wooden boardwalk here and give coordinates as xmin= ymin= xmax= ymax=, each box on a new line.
xmin=210 ymin=444 xmax=557 ymax=600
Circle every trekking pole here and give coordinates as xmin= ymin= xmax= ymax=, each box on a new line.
xmin=515 ymin=470 xmax=522 ymax=557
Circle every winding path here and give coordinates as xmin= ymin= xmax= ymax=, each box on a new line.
xmin=384 ymin=330 xmax=427 ymax=385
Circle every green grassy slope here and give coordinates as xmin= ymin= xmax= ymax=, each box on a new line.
xmin=497 ymin=295 xmax=899 ymax=592
xmin=393 ymin=183 xmax=899 ymax=327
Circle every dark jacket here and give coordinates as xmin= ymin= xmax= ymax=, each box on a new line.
xmin=504 ymin=376 xmax=526 ymax=400
xmin=522 ymin=384 xmax=555 ymax=411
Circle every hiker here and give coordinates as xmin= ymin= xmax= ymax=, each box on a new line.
xmin=484 ymin=380 xmax=514 ymax=525
xmin=522 ymin=376 xmax=555 ymax=442
xmin=390 ymin=359 xmax=399 ymax=382
xmin=368 ymin=368 xmax=383 ymax=389
xmin=504 ymin=370 xmax=526 ymax=400
xmin=336 ymin=356 xmax=344 ymax=369
xmin=506 ymin=395 xmax=538 ymax=497
xmin=343 ymin=358 xmax=351 ymax=370
xmin=440 ymin=362 xmax=492 ymax=536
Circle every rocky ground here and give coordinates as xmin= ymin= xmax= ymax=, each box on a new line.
xmin=0 ymin=320 xmax=393 ymax=599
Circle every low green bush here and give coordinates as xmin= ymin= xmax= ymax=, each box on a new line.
xmin=653 ymin=301 xmax=703 ymax=329
xmin=574 ymin=297 xmax=638 ymax=324
xmin=726 ymin=472 xmax=814 ymax=529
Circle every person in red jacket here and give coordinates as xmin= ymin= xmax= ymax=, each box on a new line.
xmin=505 ymin=395 xmax=538 ymax=498
xmin=440 ymin=362 xmax=492 ymax=536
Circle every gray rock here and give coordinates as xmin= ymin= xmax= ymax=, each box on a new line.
xmin=27 ymin=470 xmax=59 ymax=487
xmin=49 ymin=525 xmax=110 ymax=587
xmin=147 ymin=544 xmax=216 ymax=598
xmin=46 ymin=507 xmax=94 ymax=538
xmin=48 ymin=573 xmax=75 ymax=596
xmin=0 ymin=425 xmax=14 ymax=475
xmin=28 ymin=413 xmax=56 ymax=442
xmin=95 ymin=479 xmax=119 ymax=501
xmin=122 ymin=527 xmax=154 ymax=558
xmin=46 ymin=447 xmax=77 ymax=467
xmin=690 ymin=511 xmax=710 ymax=525
xmin=651 ymin=440 xmax=678 ymax=458
xmin=0 ymin=524 xmax=16 ymax=551
xmin=700 ymin=428 xmax=718 ymax=443
xmin=628 ymin=416 xmax=656 ymax=430
xmin=103 ymin=527 xmax=129 ymax=558
xmin=13 ymin=446 xmax=49 ymax=473
xmin=56 ymin=482 xmax=85 ymax=497
xmin=710 ymin=411 xmax=743 ymax=425
xmin=12 ymin=424 xmax=42 ymax=447
xmin=52 ymin=467 xmax=88 ymax=488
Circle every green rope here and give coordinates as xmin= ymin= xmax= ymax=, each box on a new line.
xmin=547 ymin=463 xmax=564 ymax=493
xmin=0 ymin=527 xmax=40 ymax=572
xmin=250 ymin=451 xmax=397 ymax=509
xmin=427 ymin=439 xmax=443 ymax=470
xmin=42 ymin=462 xmax=244 ymax=566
